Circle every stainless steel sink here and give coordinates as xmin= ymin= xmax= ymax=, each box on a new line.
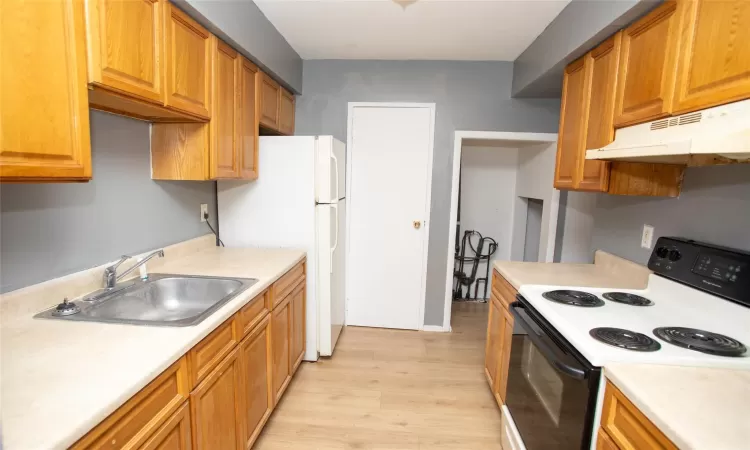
xmin=34 ymin=274 xmax=258 ymax=327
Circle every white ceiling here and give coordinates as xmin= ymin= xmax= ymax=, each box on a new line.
xmin=255 ymin=0 xmax=571 ymax=61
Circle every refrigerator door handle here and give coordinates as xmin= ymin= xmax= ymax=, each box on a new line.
xmin=330 ymin=203 xmax=339 ymax=273
xmin=331 ymin=153 xmax=340 ymax=201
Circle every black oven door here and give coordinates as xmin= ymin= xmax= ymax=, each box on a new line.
xmin=505 ymin=296 xmax=601 ymax=450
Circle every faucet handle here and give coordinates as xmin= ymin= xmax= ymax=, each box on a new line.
xmin=108 ymin=255 xmax=131 ymax=271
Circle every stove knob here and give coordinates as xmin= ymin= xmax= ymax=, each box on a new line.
xmin=655 ymin=247 xmax=669 ymax=259
xmin=668 ymin=249 xmax=682 ymax=262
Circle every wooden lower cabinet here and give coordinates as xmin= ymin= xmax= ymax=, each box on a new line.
xmin=600 ymin=381 xmax=677 ymax=450
xmin=239 ymin=315 xmax=273 ymax=449
xmin=70 ymin=261 xmax=306 ymax=450
xmin=290 ymin=281 xmax=306 ymax=373
xmin=596 ymin=429 xmax=619 ymax=450
xmin=140 ymin=402 xmax=193 ymax=450
xmin=271 ymin=295 xmax=292 ymax=403
xmin=485 ymin=270 xmax=517 ymax=407
xmin=484 ymin=296 xmax=504 ymax=389
xmin=71 ymin=358 xmax=189 ymax=449
xmin=190 ymin=347 xmax=243 ymax=450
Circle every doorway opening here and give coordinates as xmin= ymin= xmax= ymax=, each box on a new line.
xmin=444 ymin=131 xmax=560 ymax=331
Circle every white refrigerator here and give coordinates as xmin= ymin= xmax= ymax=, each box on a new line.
xmin=217 ymin=136 xmax=346 ymax=361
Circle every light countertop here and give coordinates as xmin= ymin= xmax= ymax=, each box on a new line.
xmin=0 ymin=240 xmax=305 ymax=450
xmin=605 ymin=364 xmax=750 ymax=450
xmin=493 ymin=250 xmax=651 ymax=291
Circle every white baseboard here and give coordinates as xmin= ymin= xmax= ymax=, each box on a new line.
xmin=422 ymin=325 xmax=451 ymax=332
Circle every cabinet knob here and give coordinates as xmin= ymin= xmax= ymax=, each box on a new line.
xmin=413 ymin=221 xmax=421 ymax=229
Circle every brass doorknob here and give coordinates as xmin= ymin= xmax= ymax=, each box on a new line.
xmin=413 ymin=221 xmax=421 ymax=229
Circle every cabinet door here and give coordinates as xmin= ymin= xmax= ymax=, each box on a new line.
xmin=673 ymin=0 xmax=750 ymax=114
xmin=290 ymin=282 xmax=306 ymax=373
xmin=494 ymin=307 xmax=514 ymax=405
xmin=190 ymin=347 xmax=243 ymax=450
xmin=554 ymin=57 xmax=589 ymax=190
xmin=596 ymin=430 xmax=619 ymax=450
xmin=259 ymin=73 xmax=280 ymax=130
xmin=163 ymin=2 xmax=211 ymax=119
xmin=580 ymin=34 xmax=621 ymax=192
xmin=209 ymin=38 xmax=239 ymax=179
xmin=614 ymin=0 xmax=683 ymax=127
xmin=238 ymin=57 xmax=259 ymax=180
xmin=484 ymin=296 xmax=503 ymax=393
xmin=85 ymin=0 xmax=163 ymax=104
xmin=278 ymin=88 xmax=296 ymax=135
xmin=271 ymin=296 xmax=291 ymax=404
xmin=140 ymin=402 xmax=192 ymax=450
xmin=239 ymin=315 xmax=272 ymax=450
xmin=1 ymin=0 xmax=92 ymax=180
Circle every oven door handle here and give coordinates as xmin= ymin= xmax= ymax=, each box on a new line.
xmin=510 ymin=302 xmax=587 ymax=380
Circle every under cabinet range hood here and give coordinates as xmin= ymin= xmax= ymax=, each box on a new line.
xmin=586 ymin=99 xmax=750 ymax=165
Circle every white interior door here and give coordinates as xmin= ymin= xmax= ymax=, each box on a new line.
xmin=347 ymin=104 xmax=434 ymax=330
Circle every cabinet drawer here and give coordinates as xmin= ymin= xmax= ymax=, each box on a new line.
xmin=187 ymin=317 xmax=239 ymax=388
xmin=238 ymin=290 xmax=270 ymax=336
xmin=71 ymin=357 xmax=189 ymax=450
xmin=601 ymin=381 xmax=677 ymax=450
xmin=139 ymin=401 xmax=192 ymax=450
xmin=596 ymin=429 xmax=619 ymax=450
xmin=272 ymin=261 xmax=305 ymax=307
xmin=492 ymin=270 xmax=517 ymax=310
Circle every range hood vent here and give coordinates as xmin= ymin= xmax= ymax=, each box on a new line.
xmin=586 ymin=99 xmax=750 ymax=165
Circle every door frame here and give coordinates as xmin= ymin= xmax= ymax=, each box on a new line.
xmin=346 ymin=102 xmax=436 ymax=330
xmin=444 ymin=131 xmax=559 ymax=332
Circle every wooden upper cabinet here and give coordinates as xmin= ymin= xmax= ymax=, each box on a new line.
xmin=673 ymin=0 xmax=750 ymax=114
xmin=579 ymin=34 xmax=622 ymax=192
xmin=84 ymin=0 xmax=163 ymax=104
xmin=614 ymin=0 xmax=683 ymax=127
xmin=164 ymin=2 xmax=212 ymax=119
xmin=554 ymin=57 xmax=589 ymax=190
xmin=279 ymin=88 xmax=296 ymax=135
xmin=238 ymin=57 xmax=260 ymax=180
xmin=190 ymin=347 xmax=243 ymax=450
xmin=1 ymin=0 xmax=92 ymax=181
xmin=210 ymin=38 xmax=240 ymax=179
xmin=259 ymin=73 xmax=281 ymax=130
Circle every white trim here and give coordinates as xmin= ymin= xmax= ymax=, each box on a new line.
xmin=421 ymin=325 xmax=451 ymax=332
xmin=443 ymin=131 xmax=558 ymax=331
xmin=346 ymin=102 xmax=436 ymax=331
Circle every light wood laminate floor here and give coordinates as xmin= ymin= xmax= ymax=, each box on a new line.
xmin=256 ymin=302 xmax=502 ymax=449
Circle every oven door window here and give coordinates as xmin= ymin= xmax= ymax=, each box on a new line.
xmin=505 ymin=334 xmax=593 ymax=450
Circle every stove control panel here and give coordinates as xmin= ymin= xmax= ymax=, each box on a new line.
xmin=648 ymin=237 xmax=750 ymax=308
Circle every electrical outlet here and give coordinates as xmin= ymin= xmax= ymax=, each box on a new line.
xmin=641 ymin=224 xmax=654 ymax=249
xmin=200 ymin=204 xmax=208 ymax=222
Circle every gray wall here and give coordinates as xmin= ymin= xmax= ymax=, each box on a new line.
xmin=297 ymin=60 xmax=561 ymax=326
xmin=175 ymin=0 xmax=303 ymax=93
xmin=0 ymin=111 xmax=217 ymax=294
xmin=512 ymin=0 xmax=660 ymax=98
xmin=591 ymin=165 xmax=750 ymax=265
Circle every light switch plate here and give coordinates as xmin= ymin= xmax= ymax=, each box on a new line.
xmin=200 ymin=204 xmax=208 ymax=222
xmin=641 ymin=224 xmax=654 ymax=249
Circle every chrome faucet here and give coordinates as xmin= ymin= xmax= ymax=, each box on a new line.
xmin=103 ymin=250 xmax=164 ymax=289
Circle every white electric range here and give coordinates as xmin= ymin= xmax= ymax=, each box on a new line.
xmin=500 ymin=237 xmax=750 ymax=450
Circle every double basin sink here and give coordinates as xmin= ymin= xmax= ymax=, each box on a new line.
xmin=35 ymin=274 xmax=258 ymax=327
